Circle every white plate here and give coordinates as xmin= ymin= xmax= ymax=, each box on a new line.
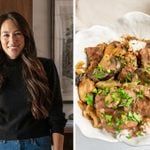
xmin=74 ymin=11 xmax=150 ymax=146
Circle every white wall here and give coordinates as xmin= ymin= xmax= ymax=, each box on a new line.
xmin=33 ymin=0 xmax=50 ymax=58
xmin=33 ymin=0 xmax=73 ymax=119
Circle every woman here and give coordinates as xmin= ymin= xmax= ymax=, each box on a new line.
xmin=0 ymin=11 xmax=66 ymax=150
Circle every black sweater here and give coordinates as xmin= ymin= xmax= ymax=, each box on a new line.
xmin=0 ymin=57 xmax=66 ymax=140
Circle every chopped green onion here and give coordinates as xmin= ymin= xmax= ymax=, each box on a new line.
xmin=125 ymin=72 xmax=133 ymax=82
xmin=85 ymin=93 xmax=94 ymax=106
xmin=117 ymin=88 xmax=133 ymax=107
xmin=128 ymin=112 xmax=142 ymax=123
xmin=136 ymin=90 xmax=144 ymax=99
xmin=111 ymin=92 xmax=121 ymax=103
xmin=105 ymin=114 xmax=112 ymax=122
xmin=145 ymin=66 xmax=150 ymax=73
xmin=92 ymin=88 xmax=98 ymax=94
xmin=115 ymin=118 xmax=123 ymax=127
xmin=101 ymin=87 xmax=110 ymax=96
xmin=135 ymin=131 xmax=143 ymax=136
xmin=93 ymin=66 xmax=107 ymax=79
xmin=93 ymin=65 xmax=113 ymax=79
xmin=126 ymin=134 xmax=132 ymax=139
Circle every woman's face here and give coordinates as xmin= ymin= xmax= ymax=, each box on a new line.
xmin=0 ymin=19 xmax=25 ymax=59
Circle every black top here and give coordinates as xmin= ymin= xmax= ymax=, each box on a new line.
xmin=0 ymin=57 xmax=66 ymax=140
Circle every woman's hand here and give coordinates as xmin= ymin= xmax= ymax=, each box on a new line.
xmin=52 ymin=133 xmax=64 ymax=150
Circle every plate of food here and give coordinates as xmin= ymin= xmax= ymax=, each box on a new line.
xmin=74 ymin=11 xmax=150 ymax=146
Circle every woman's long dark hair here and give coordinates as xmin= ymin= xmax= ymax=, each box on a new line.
xmin=0 ymin=12 xmax=51 ymax=120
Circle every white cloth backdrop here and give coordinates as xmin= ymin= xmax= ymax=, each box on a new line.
xmin=76 ymin=0 xmax=150 ymax=31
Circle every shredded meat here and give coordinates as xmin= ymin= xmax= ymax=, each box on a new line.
xmin=133 ymin=99 xmax=150 ymax=117
xmin=76 ymin=36 xmax=150 ymax=138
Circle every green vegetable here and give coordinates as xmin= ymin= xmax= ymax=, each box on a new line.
xmin=92 ymin=87 xmax=110 ymax=96
xmin=115 ymin=114 xmax=128 ymax=129
xmin=117 ymin=88 xmax=130 ymax=99
xmin=115 ymin=118 xmax=122 ymax=132
xmin=135 ymin=131 xmax=143 ymax=136
xmin=136 ymin=80 xmax=141 ymax=84
xmin=92 ymin=88 xmax=98 ymax=94
xmin=98 ymin=87 xmax=110 ymax=96
xmin=111 ymin=92 xmax=121 ymax=102
xmin=105 ymin=114 xmax=112 ymax=122
xmin=126 ymin=134 xmax=132 ymax=139
xmin=93 ymin=65 xmax=113 ymax=79
xmin=93 ymin=65 xmax=107 ymax=79
xmin=85 ymin=93 xmax=94 ymax=106
xmin=128 ymin=112 xmax=142 ymax=123
xmin=107 ymin=88 xmax=133 ymax=108
xmin=136 ymin=90 xmax=144 ymax=99
xmin=102 ymin=87 xmax=110 ymax=95
xmin=125 ymin=72 xmax=133 ymax=82
xmin=103 ymin=114 xmax=113 ymax=126
xmin=104 ymin=95 xmax=113 ymax=107
xmin=145 ymin=66 xmax=150 ymax=73
xmin=117 ymin=88 xmax=133 ymax=107
xmin=119 ymin=97 xmax=133 ymax=107
xmin=121 ymin=114 xmax=128 ymax=123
